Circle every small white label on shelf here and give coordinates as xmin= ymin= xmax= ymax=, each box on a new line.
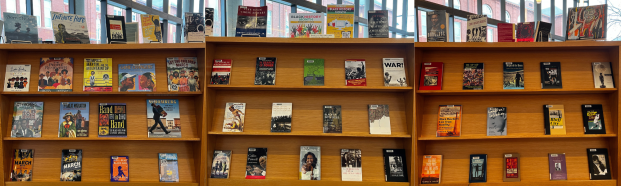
xmin=506 ymin=62 xmax=512 ymax=65
xmin=69 ymin=149 xmax=76 ymax=152
xmin=424 ymin=156 xmax=431 ymax=158
xmin=551 ymin=126 xmax=564 ymax=129
xmin=112 ymin=156 xmax=118 ymax=159
xmin=20 ymin=149 xmax=28 ymax=152
xmin=505 ymin=154 xmax=512 ymax=157
xmin=551 ymin=154 xmax=558 ymax=157
xmin=249 ymin=148 xmax=256 ymax=151
xmin=307 ymin=60 xmax=314 ymax=63
xmin=585 ymin=105 xmax=592 ymax=108
xmin=370 ymin=105 xmax=379 ymax=109
xmin=543 ymin=62 xmax=551 ymax=65
xmin=325 ymin=106 xmax=332 ymax=108
xmin=472 ymin=156 xmax=479 ymax=159
xmin=216 ymin=60 xmax=222 ymax=62
xmin=590 ymin=149 xmax=597 ymax=152
xmin=546 ymin=105 xmax=553 ymax=108
xmin=424 ymin=63 xmax=431 ymax=65
xmin=258 ymin=57 xmax=266 ymax=60
xmin=309 ymin=34 xmax=335 ymax=38
xmin=215 ymin=151 xmax=222 ymax=153
xmin=594 ymin=62 xmax=601 ymax=65
xmin=447 ymin=105 xmax=454 ymax=107
xmin=386 ymin=150 xmax=393 ymax=153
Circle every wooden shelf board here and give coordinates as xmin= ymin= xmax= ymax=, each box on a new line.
xmin=436 ymin=180 xmax=616 ymax=186
xmin=1 ymin=92 xmax=202 ymax=96
xmin=205 ymin=37 xmax=414 ymax=44
xmin=207 ymin=85 xmax=413 ymax=92
xmin=418 ymin=133 xmax=618 ymax=140
xmin=208 ymin=179 xmax=410 ymax=186
xmin=415 ymin=41 xmax=621 ymax=49
xmin=208 ymin=131 xmax=411 ymax=138
xmin=0 ymin=43 xmax=205 ymax=51
xmin=416 ymin=88 xmax=617 ymax=96
xmin=3 ymin=137 xmax=200 ymax=141
xmin=4 ymin=182 xmax=199 ymax=186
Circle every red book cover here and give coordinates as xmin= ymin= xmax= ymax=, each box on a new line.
xmin=516 ymin=22 xmax=534 ymax=42
xmin=345 ymin=59 xmax=366 ymax=86
xmin=419 ymin=62 xmax=443 ymax=90
xmin=498 ymin=23 xmax=515 ymax=42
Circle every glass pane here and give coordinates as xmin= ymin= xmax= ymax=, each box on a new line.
xmin=169 ymin=0 xmax=178 ymax=16
xmin=453 ymin=0 xmax=460 ymax=9
xmin=297 ymin=8 xmax=312 ymax=13
xmin=83 ymin=0 xmax=101 ymax=44
xmin=266 ymin=0 xmax=291 ymax=37
xmin=554 ymin=0 xmax=563 ymax=36
xmin=407 ymin=0 xmax=415 ymax=32
xmin=307 ymin=0 xmax=316 ymax=3
xmin=243 ymin=0 xmax=260 ymax=7
xmin=19 ymin=0 xmax=26 ymax=14
xmin=423 ymin=0 xmax=448 ymax=7
xmin=322 ymin=0 xmax=338 ymax=7
xmin=506 ymin=0 xmax=520 ymax=23
xmin=206 ymin=0 xmax=222 ymax=37
xmin=396 ymin=0 xmax=403 ymax=29
xmin=194 ymin=0 xmax=200 ymax=13
xmin=44 ymin=0 xmax=51 ymax=28
xmin=133 ymin=0 xmax=147 ymax=6
xmin=482 ymin=4 xmax=493 ymax=19
xmin=455 ymin=16 xmax=467 ymax=42
xmin=454 ymin=21 xmax=462 ymax=42
xmin=418 ymin=10 xmax=426 ymax=41
xmin=526 ymin=0 xmax=534 ymax=22
xmin=456 ymin=0 xmax=476 ymax=14
xmin=358 ymin=24 xmax=365 ymax=38
xmin=374 ymin=0 xmax=381 ymax=10
xmin=153 ymin=0 xmax=164 ymax=11
xmin=33 ymin=0 xmax=41 ymax=26
xmin=168 ymin=22 xmax=176 ymax=43
xmin=387 ymin=0 xmax=393 ymax=27
xmin=358 ymin=0 xmax=366 ymax=18
xmin=7 ymin=0 xmax=16 ymax=14
xmin=541 ymin=0 xmax=552 ymax=24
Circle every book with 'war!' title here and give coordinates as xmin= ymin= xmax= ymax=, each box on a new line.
xmin=222 ymin=103 xmax=246 ymax=132
xmin=383 ymin=149 xmax=408 ymax=182
xmin=210 ymin=59 xmax=232 ymax=85
xmin=61 ymin=149 xmax=82 ymax=181
xmin=4 ymin=64 xmax=31 ymax=92
xmin=39 ymin=57 xmax=74 ymax=92
xmin=383 ymin=58 xmax=407 ymax=87
xmin=167 ymin=57 xmax=200 ymax=92
xmin=271 ymin=103 xmax=292 ymax=132
xmin=159 ymin=153 xmax=179 ymax=182
xmin=246 ymin=148 xmax=268 ymax=179
xmin=84 ymin=58 xmax=112 ymax=92
xmin=369 ymin=104 xmax=391 ymax=134
xmin=300 ymin=146 xmax=321 ymax=180
xmin=211 ymin=150 xmax=231 ymax=178
xmin=98 ymin=103 xmax=126 ymax=137
xmin=592 ymin=62 xmax=615 ymax=88
xmin=11 ymin=102 xmax=43 ymax=138
xmin=110 ymin=156 xmax=129 ymax=182
xmin=487 ymin=107 xmax=507 ymax=136
xmin=147 ymin=99 xmax=181 ymax=138
xmin=544 ymin=105 xmax=566 ymax=135
xmin=59 ymin=102 xmax=89 ymax=138
xmin=419 ymin=62 xmax=443 ymax=90
xmin=341 ymin=149 xmax=362 ymax=181
xmin=421 ymin=155 xmax=442 ymax=184
xmin=11 ymin=149 xmax=33 ymax=181
xmin=582 ymin=104 xmax=606 ymax=134
xmin=469 ymin=154 xmax=487 ymax=183
xmin=437 ymin=105 xmax=461 ymax=137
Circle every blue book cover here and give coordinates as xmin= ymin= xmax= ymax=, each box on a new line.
xmin=235 ymin=6 xmax=267 ymax=37
xmin=158 ymin=153 xmax=179 ymax=182
xmin=118 ymin=64 xmax=156 ymax=92
xmin=503 ymin=62 xmax=524 ymax=89
xmin=146 ymin=99 xmax=181 ymax=138
xmin=3 ymin=12 xmax=38 ymax=43
xmin=469 ymin=154 xmax=487 ymax=183
xmin=110 ymin=156 xmax=129 ymax=182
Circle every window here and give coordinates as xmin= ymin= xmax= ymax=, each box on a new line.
xmin=396 ymin=0 xmax=403 ymax=29
xmin=483 ymin=4 xmax=493 ymax=19
xmin=44 ymin=0 xmax=52 ymax=28
xmin=206 ymin=0 xmax=222 ymax=36
xmin=152 ymin=0 xmax=163 ymax=11
xmin=487 ymin=28 xmax=493 ymax=42
xmin=33 ymin=0 xmax=41 ymax=26
xmin=421 ymin=11 xmax=426 ymax=37
xmin=267 ymin=10 xmax=272 ymax=35
xmin=6 ymin=0 xmax=16 ymax=14
xmin=168 ymin=0 xmax=177 ymax=16
xmin=453 ymin=0 xmax=460 ymax=10
xmin=554 ymin=0 xmax=563 ymax=36
xmin=64 ymin=0 xmax=69 ymax=13
xmin=454 ymin=22 xmax=461 ymax=42
xmin=407 ymin=1 xmax=415 ymax=32
xmin=505 ymin=11 xmax=511 ymax=22
xmin=506 ymin=0 xmax=519 ymax=23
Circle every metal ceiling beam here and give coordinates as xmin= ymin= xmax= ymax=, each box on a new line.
xmin=415 ymin=0 xmax=506 ymax=26
xmin=107 ymin=0 xmax=182 ymax=23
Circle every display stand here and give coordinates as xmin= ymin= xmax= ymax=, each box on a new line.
xmin=10 ymin=40 xmax=32 ymax=44
xmin=108 ymin=41 xmax=126 ymax=44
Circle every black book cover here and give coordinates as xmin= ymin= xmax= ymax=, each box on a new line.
xmin=469 ymin=154 xmax=487 ymax=183
xmin=368 ymin=10 xmax=389 ymax=38
xmin=587 ymin=148 xmax=611 ymax=180
xmin=582 ymin=104 xmax=606 ymax=134
xmin=105 ymin=15 xmax=127 ymax=43
xmin=245 ymin=147 xmax=268 ymax=179
xmin=543 ymin=105 xmax=551 ymax=135
xmin=254 ymin=57 xmax=276 ymax=85
xmin=540 ymin=62 xmax=562 ymax=89
xmin=383 ymin=149 xmax=408 ymax=182
xmin=535 ymin=21 xmax=552 ymax=42
xmin=60 ymin=149 xmax=82 ymax=181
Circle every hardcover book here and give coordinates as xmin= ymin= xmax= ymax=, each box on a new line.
xmin=517 ymin=22 xmax=535 ymax=42
xmin=426 ymin=10 xmax=449 ymax=42
xmin=327 ymin=5 xmax=355 ymax=38
xmin=255 ymin=57 xmax=276 ymax=85
xmin=167 ymin=57 xmax=200 ymax=92
xmin=592 ymin=62 xmax=615 ymax=88
xmin=304 ymin=58 xmax=324 ymax=86
xmin=469 ymin=154 xmax=487 ymax=183
xmin=341 ymin=149 xmax=362 ymax=181
xmin=106 ymin=15 xmax=126 ymax=43
xmin=503 ymin=153 xmax=520 ymax=182
xmin=118 ymin=64 xmax=156 ymax=92
xmin=587 ymin=148 xmax=611 ymax=180
xmin=534 ymin=21 xmax=552 ymax=42
xmin=83 ymin=58 xmax=112 ymax=92
xmin=271 ymin=103 xmax=292 ymax=132
xmin=158 ymin=153 xmax=179 ymax=182
xmin=567 ymin=5 xmax=607 ymax=41
xmin=184 ymin=13 xmax=205 ymax=42
xmin=503 ymin=62 xmax=524 ymax=89
xmin=222 ymin=103 xmax=246 ymax=132
xmin=11 ymin=102 xmax=43 ymax=138
xmin=98 ymin=103 xmax=127 ymax=137
xmin=59 ymin=102 xmax=89 ymax=138
xmin=463 ymin=63 xmax=484 ymax=90
xmin=39 ymin=57 xmax=74 ymax=92
xmin=544 ymin=105 xmax=566 ymax=135
xmin=4 ymin=64 xmax=30 ymax=92
xmin=467 ymin=15 xmax=487 ymax=42
xmin=437 ymin=105 xmax=462 ymax=137
xmin=548 ymin=153 xmax=567 ymax=180
xmin=236 ymin=6 xmax=268 ymax=37
xmin=10 ymin=149 xmax=33 ymax=181
xmin=110 ymin=156 xmax=129 ymax=182
xmin=582 ymin=104 xmax=606 ymax=134
xmin=61 ymin=149 xmax=82 ymax=181
xmin=369 ymin=104 xmax=391 ymax=134
xmin=211 ymin=150 xmax=231 ymax=178
xmin=210 ymin=59 xmax=232 ymax=85
xmin=3 ymin=13 xmax=38 ymax=43
xmin=147 ymin=99 xmax=181 ymax=138
xmin=487 ymin=107 xmax=507 ymax=136
xmin=419 ymin=62 xmax=443 ymax=90
xmin=125 ymin=22 xmax=138 ymax=43
xmin=383 ymin=58 xmax=407 ymax=87
xmin=245 ymin=148 xmax=268 ymax=179
xmin=141 ymin=15 xmax=162 ymax=43
xmin=540 ymin=62 xmax=562 ymax=89
xmin=498 ymin=23 xmax=515 ymax=42
xmin=420 ymin=155 xmax=442 ymax=184
xmin=323 ymin=105 xmax=342 ymax=133
xmin=205 ymin=8 xmax=214 ymax=36
xmin=300 ymin=146 xmax=321 ymax=180
xmin=383 ymin=149 xmax=408 ymax=182
xmin=345 ymin=59 xmax=366 ymax=86
xmin=368 ymin=10 xmax=389 ymax=38
xmin=51 ymin=12 xmax=90 ymax=44
xmin=290 ymin=13 xmax=324 ymax=38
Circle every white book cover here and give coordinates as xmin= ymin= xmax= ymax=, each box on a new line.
xmin=4 ymin=64 xmax=30 ymax=92
xmin=289 ymin=13 xmax=324 ymax=38
xmin=467 ymin=15 xmax=487 ymax=42
xmin=270 ymin=103 xmax=292 ymax=132
xmin=222 ymin=103 xmax=246 ymax=132
xmin=341 ymin=149 xmax=362 ymax=181
xmin=299 ymin=146 xmax=321 ymax=180
xmin=369 ymin=104 xmax=391 ymax=134
xmin=382 ymin=58 xmax=407 ymax=87
xmin=184 ymin=12 xmax=205 ymax=42
xmin=592 ymin=62 xmax=615 ymax=88
xmin=205 ymin=8 xmax=214 ymax=36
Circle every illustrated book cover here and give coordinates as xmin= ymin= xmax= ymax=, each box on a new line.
xmin=10 ymin=149 xmax=33 ymax=181
xmin=540 ymin=62 xmax=562 ymax=89
xmin=503 ymin=153 xmax=520 ymax=182
xmin=420 ymin=155 xmax=442 ymax=184
xmin=51 ymin=11 xmax=89 ymax=44
xmin=426 ymin=10 xmax=449 ymax=42
xmin=592 ymin=62 xmax=615 ymax=88
xmin=544 ymin=105 xmax=566 ymax=135
xmin=290 ymin=13 xmax=324 ymax=38
xmin=503 ymin=62 xmax=524 ymax=89
xmin=59 ymin=102 xmax=89 ymax=138
xmin=11 ymin=102 xmax=43 ymax=138
xmin=467 ymin=15 xmax=487 ymax=42
xmin=110 ymin=156 xmax=129 ymax=182
xmin=245 ymin=148 xmax=268 ymax=179
xmin=323 ymin=105 xmax=342 ymax=133
xmin=419 ymin=62 xmax=443 ymax=90
xmin=517 ymin=22 xmax=535 ymax=42
xmin=211 ymin=150 xmax=231 ymax=178
xmin=368 ymin=10 xmax=389 ymax=38
xmin=167 ymin=57 xmax=200 ymax=92
xmin=118 ymin=64 xmax=156 ymax=92
xmin=304 ymin=58 xmax=324 ymax=86
xmin=587 ymin=148 xmax=611 ymax=180
xmin=98 ymin=103 xmax=127 ymax=137
xmin=469 ymin=154 xmax=487 ymax=183
xmin=345 ymin=59 xmax=366 ymax=86
xmin=4 ymin=64 xmax=30 ymax=92
xmin=327 ymin=5 xmax=355 ymax=38
xmin=236 ymin=6 xmax=268 ymax=37
xmin=369 ymin=104 xmax=391 ymax=134
xmin=300 ymin=146 xmax=321 ymax=180
xmin=184 ymin=13 xmax=205 ymax=42
xmin=548 ymin=153 xmax=567 ymax=180
xmin=3 ymin=13 xmax=38 ymax=43
xmin=106 ymin=15 xmax=126 ymax=43
xmin=147 ymin=99 xmax=181 ymax=138
xmin=271 ymin=103 xmax=292 ymax=132
xmin=222 ymin=103 xmax=246 ymax=132
xmin=255 ymin=57 xmax=276 ymax=85
xmin=437 ymin=105 xmax=462 ymax=137
xmin=534 ymin=21 xmax=552 ymax=42
xmin=83 ymin=58 xmax=112 ymax=92
xmin=383 ymin=149 xmax=408 ymax=182
xmin=39 ymin=57 xmax=74 ymax=92
xmin=205 ymin=8 xmax=214 ymax=36
xmin=463 ymin=63 xmax=484 ymax=90
xmin=159 ymin=153 xmax=179 ymax=182
xmin=210 ymin=59 xmax=232 ymax=85
xmin=141 ymin=14 xmax=162 ymax=43
xmin=60 ymin=149 xmax=82 ymax=181
xmin=582 ymin=104 xmax=606 ymax=134
xmin=341 ymin=149 xmax=362 ymax=181
xmin=383 ymin=58 xmax=407 ymax=87
xmin=567 ymin=5 xmax=606 ymax=41
xmin=487 ymin=107 xmax=507 ymax=136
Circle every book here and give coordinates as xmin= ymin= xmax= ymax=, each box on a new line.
xmin=548 ymin=153 xmax=567 ymax=180
xmin=106 ymin=15 xmax=126 ymax=43
xmin=517 ymin=22 xmax=535 ymax=42
xmin=369 ymin=104 xmax=391 ymax=134
xmin=420 ymin=155 xmax=442 ymax=184
xmin=254 ymin=57 xmax=276 ymax=85
xmin=345 ymin=59 xmax=366 ymax=86
xmin=544 ymin=105 xmax=566 ymax=135
xmin=587 ymin=148 xmax=611 ymax=180
xmin=245 ymin=148 xmax=268 ymax=179
xmin=167 ymin=57 xmax=200 ymax=92
xmin=567 ymin=5 xmax=607 ymax=41
xmin=487 ymin=107 xmax=507 ymax=136
xmin=540 ymin=62 xmax=562 ymax=89
xmin=323 ymin=105 xmax=342 ymax=133
xmin=3 ymin=13 xmax=38 ymax=43
xmin=437 ymin=105 xmax=461 ymax=137
xmin=368 ymin=10 xmax=389 ymax=38
xmin=503 ymin=62 xmax=524 ymax=89
xmin=271 ymin=103 xmax=292 ymax=132
xmin=426 ymin=10 xmax=449 ymax=42
xmin=141 ymin=15 xmax=162 ymax=43
xmin=592 ymin=62 xmax=615 ymax=88
xmin=419 ymin=62 xmax=443 ymax=90
xmin=39 ymin=57 xmax=74 ymax=92
xmin=98 ymin=103 xmax=127 ymax=137
xmin=289 ymin=13 xmax=324 ymax=38
xmin=236 ymin=6 xmax=268 ymax=37
xmin=125 ymin=22 xmax=138 ymax=43
xmin=205 ymin=8 xmax=214 ymax=36
xmin=534 ymin=21 xmax=552 ymax=42
xmin=51 ymin=12 xmax=89 ymax=44
xmin=118 ymin=64 xmax=156 ymax=92
xmin=210 ymin=150 xmax=231 ymax=178
xmin=467 ymin=15 xmax=487 ymax=42
xmin=383 ymin=149 xmax=408 ymax=182
xmin=300 ymin=146 xmax=321 ymax=180
xmin=383 ymin=58 xmax=407 ymax=87
xmin=158 ymin=153 xmax=179 ymax=182
xmin=184 ymin=13 xmax=205 ymax=42
xmin=503 ymin=153 xmax=520 ymax=182
xmin=463 ymin=63 xmax=484 ymax=90
xmin=304 ymin=58 xmax=324 ymax=86
xmin=210 ymin=59 xmax=232 ymax=85
xmin=147 ymin=99 xmax=181 ymax=138
xmin=582 ymin=104 xmax=606 ymax=134
xmin=498 ymin=23 xmax=515 ymax=42
xmin=222 ymin=103 xmax=246 ymax=132
xmin=11 ymin=102 xmax=43 ymax=138
xmin=340 ymin=149 xmax=362 ymax=181
xmin=4 ymin=64 xmax=31 ymax=92
xmin=469 ymin=154 xmax=487 ymax=183
xmin=110 ymin=156 xmax=129 ymax=182
xmin=60 ymin=149 xmax=82 ymax=181
xmin=83 ymin=58 xmax=112 ymax=92
xmin=327 ymin=4 xmax=355 ymax=38
xmin=59 ymin=102 xmax=89 ymax=137
xmin=10 ymin=149 xmax=33 ymax=181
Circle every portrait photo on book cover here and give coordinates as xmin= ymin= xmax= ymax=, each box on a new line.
xmin=591 ymin=154 xmax=608 ymax=176
xmin=341 ymin=149 xmax=361 ymax=168
xmin=389 ymin=156 xmax=405 ymax=177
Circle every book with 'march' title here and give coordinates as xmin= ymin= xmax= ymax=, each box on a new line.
xmin=383 ymin=149 xmax=408 ymax=182
xmin=11 ymin=102 xmax=43 ymax=138
xmin=426 ymin=10 xmax=448 ymax=42
xmin=255 ymin=57 xmax=276 ymax=85
xmin=341 ymin=149 xmax=362 ymax=181
xmin=299 ymin=146 xmax=321 ymax=180
xmin=146 ymin=99 xmax=181 ymax=138
xmin=582 ymin=104 xmax=606 ymax=134
xmin=10 ymin=149 xmax=33 ymax=181
xmin=60 ymin=149 xmax=82 ymax=181
xmin=592 ymin=62 xmax=615 ymax=88
xmin=383 ymin=58 xmax=407 ymax=87
xmin=270 ymin=103 xmax=292 ymax=132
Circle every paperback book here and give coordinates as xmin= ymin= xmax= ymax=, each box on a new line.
xmin=419 ymin=62 xmax=443 ymax=90
xmin=60 ymin=149 xmax=82 ymax=181
xmin=503 ymin=62 xmax=524 ymax=89
xmin=158 ymin=153 xmax=179 ymax=182
xmin=582 ymin=104 xmax=606 ymax=134
xmin=147 ymin=99 xmax=181 ymax=138
xmin=98 ymin=103 xmax=127 ymax=137
xmin=222 ymin=103 xmax=246 ymax=132
xmin=503 ymin=153 xmax=520 ymax=182
xmin=289 ymin=13 xmax=324 ymax=38
xmin=10 ymin=149 xmax=33 ymax=181
xmin=51 ymin=12 xmax=89 ymax=44
xmin=369 ymin=104 xmax=391 ymax=134
xmin=327 ymin=5 xmax=355 ymax=38
xmin=141 ymin=15 xmax=162 ymax=43
xmin=299 ymin=146 xmax=321 ymax=180
xmin=587 ymin=148 xmax=611 ymax=180
xmin=59 ymin=102 xmax=89 ymax=137
xmin=3 ymin=13 xmax=38 ymax=43
xmin=118 ymin=64 xmax=156 ymax=92
xmin=110 ymin=156 xmax=129 ymax=182
xmin=11 ymin=102 xmax=43 ymax=138
xmin=270 ymin=103 xmax=292 ymax=132
xmin=345 ymin=59 xmax=366 ymax=86
xmin=534 ymin=21 xmax=552 ymax=42
xmin=245 ymin=148 xmax=268 ymax=179
xmin=167 ymin=57 xmax=200 ymax=92
xmin=540 ymin=62 xmax=562 ymax=89
xmin=383 ymin=58 xmax=407 ymax=87
xmin=498 ymin=23 xmax=516 ymax=42
xmin=544 ymin=105 xmax=566 ymax=135
xmin=340 ymin=149 xmax=362 ymax=181
xmin=210 ymin=59 xmax=232 ymax=85
xmin=323 ymin=105 xmax=342 ymax=133
xmin=469 ymin=154 xmax=487 ymax=183
xmin=567 ymin=5 xmax=607 ymax=41
xmin=517 ymin=22 xmax=535 ymax=42
xmin=426 ymin=10 xmax=449 ymax=42
xmin=592 ymin=62 xmax=615 ymax=88
xmin=39 ymin=57 xmax=74 ymax=92
xmin=205 ymin=8 xmax=214 ymax=36
xmin=467 ymin=15 xmax=487 ymax=42
xmin=548 ymin=153 xmax=567 ymax=180
xmin=4 ymin=64 xmax=31 ymax=92
xmin=420 ymin=155 xmax=442 ymax=184
xmin=125 ymin=22 xmax=138 ymax=43
xmin=106 ymin=15 xmax=126 ymax=43
xmin=184 ymin=13 xmax=205 ymax=42
xmin=487 ymin=107 xmax=507 ymax=136
xmin=236 ymin=6 xmax=268 ymax=37
xmin=304 ymin=58 xmax=324 ymax=86
xmin=463 ymin=63 xmax=484 ymax=90
xmin=255 ymin=57 xmax=276 ymax=85
xmin=210 ymin=150 xmax=231 ymax=178
xmin=437 ymin=105 xmax=462 ymax=137
xmin=383 ymin=149 xmax=408 ymax=182
xmin=368 ymin=10 xmax=389 ymax=38
xmin=83 ymin=58 xmax=112 ymax=92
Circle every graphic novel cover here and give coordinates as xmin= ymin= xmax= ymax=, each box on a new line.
xmin=59 ymin=102 xmax=89 ymax=137
xmin=60 ymin=149 xmax=82 ymax=181
xmin=10 ymin=149 xmax=33 ymax=181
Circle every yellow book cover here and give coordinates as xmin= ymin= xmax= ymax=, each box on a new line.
xmin=141 ymin=15 xmax=162 ymax=43
xmin=545 ymin=104 xmax=566 ymax=135
xmin=420 ymin=155 xmax=442 ymax=184
xmin=436 ymin=105 xmax=462 ymax=137
xmin=326 ymin=5 xmax=354 ymax=38
xmin=83 ymin=58 xmax=112 ymax=92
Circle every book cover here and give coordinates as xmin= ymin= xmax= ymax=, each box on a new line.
xmin=383 ymin=149 xmax=408 ymax=182
xmin=498 ymin=23 xmax=515 ymax=42
xmin=540 ymin=62 xmax=562 ymax=89
xmin=467 ymin=15 xmax=487 ymax=42
xmin=419 ymin=62 xmax=443 ymax=90
xmin=592 ymin=62 xmax=615 ymax=88
xmin=83 ymin=58 xmax=112 ymax=92
xmin=51 ymin=11 xmax=89 ymax=44
xmin=304 ymin=58 xmax=324 ymax=86
xmin=420 ymin=155 xmax=442 ymax=184
xmin=236 ymin=6 xmax=268 ymax=37
xmin=222 ymin=103 xmax=246 ymax=132
xmin=4 ymin=64 xmax=31 ymax=92
xmin=345 ymin=59 xmax=366 ymax=86
xmin=10 ymin=149 xmax=33 ymax=181
xmin=184 ymin=13 xmax=205 ymax=42
xmin=487 ymin=107 xmax=507 ymax=136
xmin=147 ymin=99 xmax=181 ymax=138
xmin=210 ymin=59 xmax=232 ymax=85
xmin=3 ymin=13 xmax=38 ymax=43
xmin=205 ymin=8 xmax=214 ymax=36
xmin=463 ymin=63 xmax=484 ymax=90
xmin=211 ymin=150 xmax=231 ymax=178
xmin=503 ymin=62 xmax=524 ymax=89
xmin=271 ymin=103 xmax=292 ymax=132
xmin=534 ymin=21 xmax=552 ymax=42
xmin=118 ymin=64 xmax=156 ymax=92
xmin=437 ymin=105 xmax=461 ymax=137
xmin=59 ymin=102 xmax=89 ymax=138
xmin=39 ymin=57 xmax=74 ymax=92
xmin=60 ymin=149 xmax=82 ymax=181
xmin=548 ymin=153 xmax=567 ymax=180
xmin=290 ymin=13 xmax=324 ymax=38
xmin=141 ymin=15 xmax=162 ymax=42
xmin=582 ymin=104 xmax=606 ymax=134
xmin=544 ymin=105 xmax=566 ymax=135
xmin=110 ymin=156 xmax=129 ymax=182
xmin=368 ymin=10 xmax=389 ymax=38
xmin=327 ymin=5 xmax=355 ymax=38
xmin=255 ymin=57 xmax=276 ymax=85
xmin=341 ymin=149 xmax=362 ymax=181
xmin=300 ymin=146 xmax=321 ymax=180
xmin=11 ymin=102 xmax=43 ymax=138
xmin=503 ymin=153 xmax=520 ymax=182
xmin=383 ymin=58 xmax=407 ymax=87
xmin=158 ymin=153 xmax=179 ymax=182
xmin=98 ymin=103 xmax=127 ymax=137
xmin=469 ymin=154 xmax=487 ymax=183
xmin=167 ymin=57 xmax=200 ymax=92
xmin=323 ymin=105 xmax=342 ymax=133
xmin=567 ymin=5 xmax=606 ymax=41
xmin=426 ymin=10 xmax=448 ymax=42
xmin=106 ymin=15 xmax=126 ymax=43
xmin=245 ymin=148 xmax=268 ymax=179
xmin=125 ymin=22 xmax=138 ymax=43
xmin=369 ymin=104 xmax=391 ymax=134
xmin=517 ymin=22 xmax=535 ymax=42
xmin=587 ymin=148 xmax=611 ymax=180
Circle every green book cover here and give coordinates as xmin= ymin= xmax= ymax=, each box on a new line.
xmin=304 ymin=59 xmax=324 ymax=86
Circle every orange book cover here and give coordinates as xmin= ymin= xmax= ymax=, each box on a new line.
xmin=111 ymin=156 xmax=129 ymax=182
xmin=437 ymin=105 xmax=462 ymax=137
xmin=420 ymin=155 xmax=442 ymax=184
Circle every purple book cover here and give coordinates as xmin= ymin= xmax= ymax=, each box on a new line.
xmin=548 ymin=153 xmax=567 ymax=180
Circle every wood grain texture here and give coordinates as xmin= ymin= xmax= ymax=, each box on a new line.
xmin=207 ymin=85 xmax=412 ymax=92
xmin=209 ymin=179 xmax=410 ymax=186
xmin=415 ymin=41 xmax=621 ymax=49
xmin=435 ymin=180 xmax=616 ymax=186
xmin=5 ymin=182 xmax=199 ymax=186
xmin=206 ymin=37 xmax=415 ymax=44
xmin=0 ymin=43 xmax=205 ymax=51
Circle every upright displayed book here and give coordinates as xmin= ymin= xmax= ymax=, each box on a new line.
xmin=534 ymin=21 xmax=552 ymax=42
xmin=503 ymin=153 xmax=520 ymax=182
xmin=289 ymin=13 xmax=324 ymax=38
xmin=420 ymin=155 xmax=442 ymax=184
xmin=51 ymin=12 xmax=89 ymax=44
xmin=167 ymin=57 xmax=200 ymax=92
xmin=327 ymin=5 xmax=355 ymax=38
xmin=184 ymin=13 xmax=205 ymax=42
xmin=582 ymin=104 xmax=606 ymax=134
xmin=106 ymin=15 xmax=126 ymax=43
xmin=426 ymin=10 xmax=449 ymax=42
xmin=60 ymin=149 xmax=82 ymax=181
xmin=141 ymin=14 xmax=162 ymax=43
xmin=110 ymin=156 xmax=129 ymax=182
xmin=498 ymin=23 xmax=516 ymax=42
xmin=210 ymin=150 xmax=231 ymax=178
xmin=83 ymin=58 xmax=112 ymax=92
xmin=210 ymin=59 xmax=232 ymax=85
xmin=340 ymin=149 xmax=362 ymax=181
xmin=487 ymin=107 xmax=507 ymax=136
xmin=147 ymin=99 xmax=181 ymax=138
xmin=98 ymin=103 xmax=127 ymax=137
xmin=4 ymin=64 xmax=30 ymax=92
xmin=299 ymin=146 xmax=321 ymax=180
xmin=548 ymin=153 xmax=567 ymax=180
xmin=592 ymin=62 xmax=615 ymax=88
xmin=419 ymin=62 xmax=443 ymax=90
xmin=469 ymin=154 xmax=487 ymax=183
xmin=517 ymin=22 xmax=535 ymax=42
xmin=345 ymin=59 xmax=366 ymax=86
xmin=222 ymin=103 xmax=246 ymax=132
xmin=39 ymin=57 xmax=74 ymax=92
xmin=236 ymin=6 xmax=268 ymax=37
xmin=383 ymin=149 xmax=408 ymax=182
xmin=158 ymin=153 xmax=179 ymax=182
xmin=59 ymin=102 xmax=89 ymax=138
xmin=11 ymin=102 xmax=43 ymax=138
xmin=3 ymin=13 xmax=38 ymax=43
xmin=467 ymin=15 xmax=487 ymax=42
xmin=368 ymin=10 xmax=388 ymax=38
xmin=368 ymin=104 xmax=391 ymax=134
xmin=255 ymin=57 xmax=276 ymax=85
xmin=270 ymin=103 xmax=292 ymax=132
xmin=323 ymin=105 xmax=342 ymax=133
xmin=437 ymin=105 xmax=462 ymax=137
xmin=304 ymin=58 xmax=324 ymax=86
xmin=245 ymin=148 xmax=268 ymax=179
xmin=567 ymin=5 xmax=607 ymax=41
xmin=587 ymin=148 xmax=611 ymax=180
xmin=383 ymin=58 xmax=407 ymax=87
xmin=463 ymin=63 xmax=484 ymax=90
xmin=125 ymin=22 xmax=138 ymax=43
xmin=118 ymin=64 xmax=156 ymax=92
xmin=544 ymin=105 xmax=566 ymax=135
xmin=10 ymin=149 xmax=33 ymax=181
xmin=205 ymin=8 xmax=214 ymax=36
xmin=540 ymin=62 xmax=562 ymax=89
xmin=503 ymin=62 xmax=524 ymax=89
